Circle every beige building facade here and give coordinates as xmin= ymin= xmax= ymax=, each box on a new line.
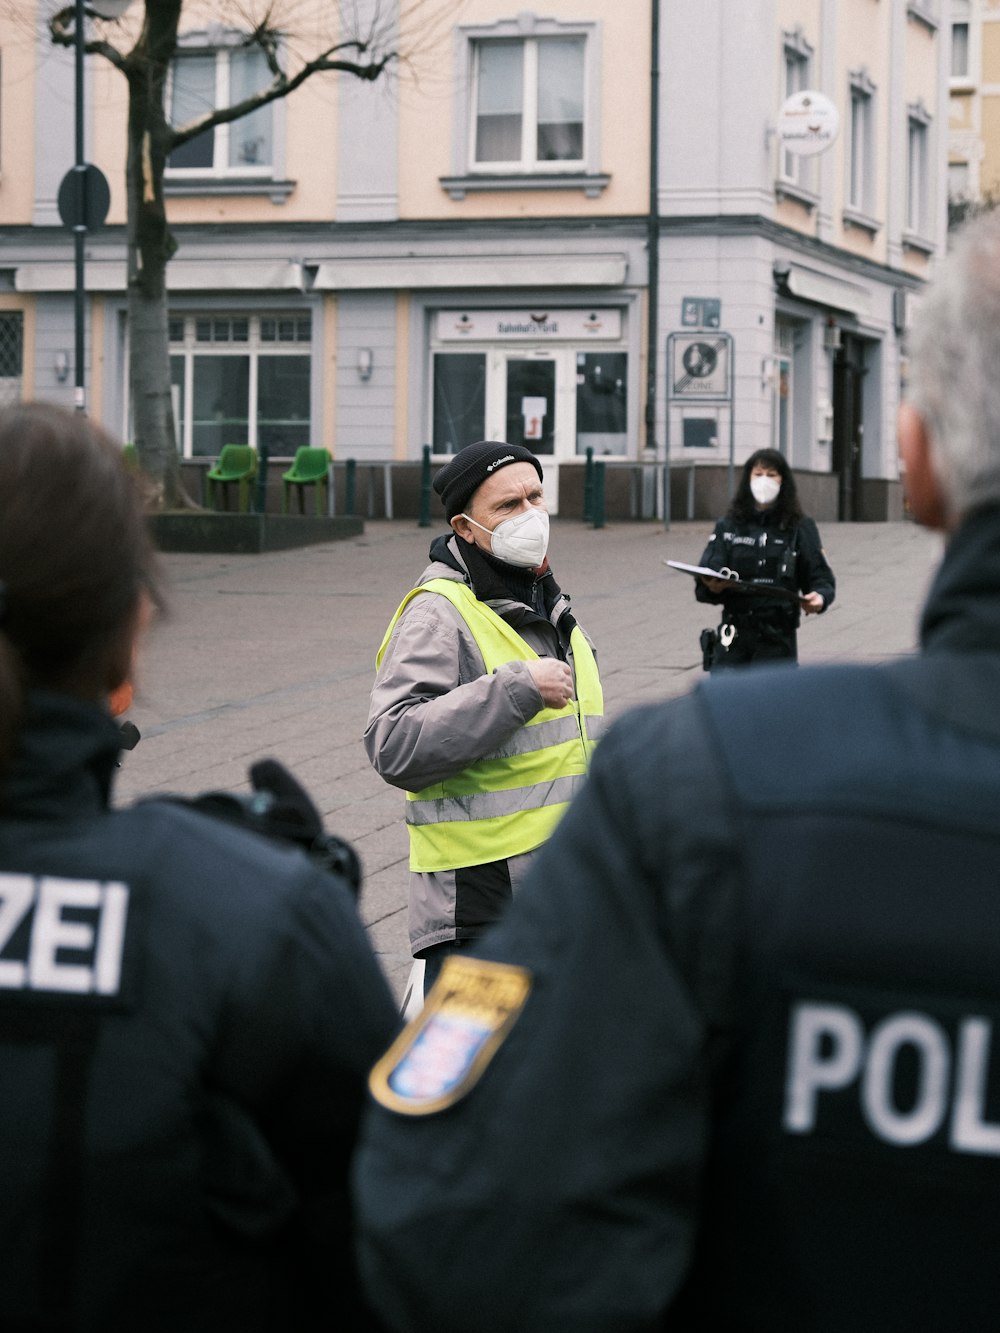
xmin=947 ymin=0 xmax=1000 ymax=212
xmin=0 ymin=1 xmax=950 ymax=519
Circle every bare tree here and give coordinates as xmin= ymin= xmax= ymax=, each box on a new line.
xmin=46 ymin=1 xmax=456 ymax=507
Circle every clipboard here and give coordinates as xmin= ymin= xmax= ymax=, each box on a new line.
xmin=663 ymin=559 xmax=802 ymax=603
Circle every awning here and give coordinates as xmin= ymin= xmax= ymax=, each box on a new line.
xmin=311 ymin=253 xmax=629 ymax=291
xmin=14 ymin=260 xmax=305 ymax=294
xmin=780 ymin=262 xmax=873 ymax=319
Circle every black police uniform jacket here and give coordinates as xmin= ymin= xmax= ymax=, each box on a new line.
xmin=355 ymin=504 xmax=1000 ymax=1333
xmin=0 ymin=692 xmax=397 ymax=1333
xmin=695 ymin=509 xmax=835 ymax=655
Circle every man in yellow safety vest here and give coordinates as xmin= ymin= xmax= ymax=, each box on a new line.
xmin=365 ymin=440 xmax=603 ymax=996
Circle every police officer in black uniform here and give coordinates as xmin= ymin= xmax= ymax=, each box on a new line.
xmin=353 ymin=212 xmax=1000 ymax=1333
xmin=0 ymin=404 xmax=397 ymax=1332
xmin=695 ymin=447 xmax=835 ymax=667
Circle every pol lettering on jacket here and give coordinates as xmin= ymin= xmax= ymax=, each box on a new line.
xmin=0 ymin=873 xmax=129 ymax=995
xmin=784 ymin=1001 xmax=1000 ymax=1156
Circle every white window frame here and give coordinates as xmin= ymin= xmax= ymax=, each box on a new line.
xmin=442 ymin=14 xmax=607 ymax=199
xmin=165 ymin=29 xmax=287 ymax=188
xmin=470 ymin=35 xmax=585 ymax=174
xmin=167 ymin=311 xmax=312 ymax=458
xmin=906 ymin=101 xmax=932 ymax=241
xmin=951 ymin=21 xmax=971 ymax=81
xmin=772 ymin=320 xmax=796 ymax=457
xmin=844 ymin=68 xmax=878 ymax=232
xmin=777 ymin=28 xmax=816 ymax=202
xmin=949 ymin=3 xmax=975 ymax=89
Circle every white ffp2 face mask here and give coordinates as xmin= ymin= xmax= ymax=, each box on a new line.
xmin=750 ymin=474 xmax=782 ymax=507
xmin=462 ymin=507 xmax=550 ymax=568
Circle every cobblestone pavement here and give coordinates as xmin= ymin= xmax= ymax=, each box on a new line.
xmin=115 ymin=517 xmax=944 ymax=1001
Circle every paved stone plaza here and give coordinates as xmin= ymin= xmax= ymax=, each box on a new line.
xmin=115 ymin=518 xmax=944 ymax=1001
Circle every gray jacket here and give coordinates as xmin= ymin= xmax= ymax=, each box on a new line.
xmin=364 ymin=533 xmax=594 ymax=954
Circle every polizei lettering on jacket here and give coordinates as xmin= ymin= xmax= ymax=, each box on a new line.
xmin=0 ymin=873 xmax=130 ymax=996
xmin=784 ymin=1000 xmax=1000 ymax=1155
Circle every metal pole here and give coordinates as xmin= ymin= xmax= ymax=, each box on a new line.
xmin=73 ymin=0 xmax=86 ymax=412
xmin=728 ymin=342 xmax=736 ymax=501
xmin=583 ymin=445 xmax=594 ymax=522
xmin=592 ymin=462 xmax=606 ymax=530
xmin=646 ymin=0 xmax=662 ymax=520
xmin=418 ymin=445 xmax=432 ymax=527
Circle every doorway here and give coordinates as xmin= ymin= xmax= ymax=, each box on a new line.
xmin=431 ymin=341 xmax=629 ymax=515
xmin=832 ymin=334 xmax=866 ymax=520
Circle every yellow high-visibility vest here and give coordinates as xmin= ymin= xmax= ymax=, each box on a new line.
xmin=376 ymin=578 xmax=604 ymax=873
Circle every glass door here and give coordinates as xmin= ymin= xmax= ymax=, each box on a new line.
xmin=503 ymin=356 xmax=556 ymax=454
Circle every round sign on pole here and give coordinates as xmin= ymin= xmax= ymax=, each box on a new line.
xmin=57 ymin=164 xmax=111 ymax=232
xmin=777 ymin=90 xmax=840 ymax=157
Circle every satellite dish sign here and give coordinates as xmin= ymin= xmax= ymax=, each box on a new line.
xmin=777 ymin=90 xmax=840 ymax=157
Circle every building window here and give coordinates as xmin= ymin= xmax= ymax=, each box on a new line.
xmin=432 ymin=354 xmax=487 ymax=454
xmin=441 ymin=16 xmax=606 ymax=199
xmin=779 ymin=30 xmax=815 ymax=191
xmin=846 ymin=69 xmax=876 ymax=223
xmin=0 ymin=311 xmax=23 ymax=407
xmin=948 ymin=160 xmax=970 ymax=200
xmin=907 ymin=103 xmax=932 ymax=238
xmin=773 ymin=322 xmax=796 ymax=456
xmin=576 ymin=352 xmax=626 ymax=456
xmin=168 ymin=44 xmax=273 ymax=174
xmin=473 ymin=35 xmax=584 ymax=170
xmin=168 ymin=312 xmax=311 ymax=458
xmin=951 ymin=22 xmax=970 ymax=80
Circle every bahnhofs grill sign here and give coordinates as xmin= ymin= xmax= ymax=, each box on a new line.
xmin=436 ymin=310 xmax=622 ymax=342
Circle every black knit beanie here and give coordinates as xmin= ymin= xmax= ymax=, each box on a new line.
xmin=433 ymin=440 xmax=544 ymax=519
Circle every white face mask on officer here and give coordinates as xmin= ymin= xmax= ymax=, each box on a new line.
xmin=461 ymin=507 xmax=550 ymax=569
xmin=750 ymin=474 xmax=782 ymax=507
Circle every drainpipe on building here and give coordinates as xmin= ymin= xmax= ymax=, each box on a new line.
xmin=646 ymin=0 xmax=664 ymax=525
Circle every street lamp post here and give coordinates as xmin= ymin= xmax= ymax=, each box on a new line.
xmin=56 ymin=0 xmax=133 ymax=411
xmin=73 ymin=0 xmax=86 ymax=411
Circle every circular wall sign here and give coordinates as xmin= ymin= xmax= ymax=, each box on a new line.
xmin=777 ymin=90 xmax=840 ymax=157
xmin=682 ymin=342 xmax=717 ymax=378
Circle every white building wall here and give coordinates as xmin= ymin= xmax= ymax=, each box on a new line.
xmin=335 ymin=293 xmax=397 ymax=459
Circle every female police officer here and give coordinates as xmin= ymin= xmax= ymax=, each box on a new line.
xmin=0 ymin=403 xmax=396 ymax=1331
xmin=695 ymin=448 xmax=835 ymax=667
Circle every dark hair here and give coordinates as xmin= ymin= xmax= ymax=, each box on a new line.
xmin=728 ymin=448 xmax=803 ymax=526
xmin=0 ymin=402 xmax=162 ymax=778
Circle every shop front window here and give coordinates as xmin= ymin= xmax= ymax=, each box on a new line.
xmin=168 ymin=312 xmax=311 ymax=457
xmin=433 ymin=353 xmax=486 ymax=454
xmin=257 ymin=356 xmax=311 ymax=455
xmin=576 ymin=351 xmax=626 ymax=455
xmin=192 ymin=355 xmax=250 ymax=457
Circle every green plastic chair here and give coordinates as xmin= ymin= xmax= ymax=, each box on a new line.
xmin=206 ymin=445 xmax=257 ymax=513
xmin=281 ymin=447 xmax=331 ymax=515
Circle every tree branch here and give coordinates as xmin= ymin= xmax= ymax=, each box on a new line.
xmin=170 ymin=37 xmax=393 ymax=150
xmin=50 ymin=5 xmax=129 ymax=73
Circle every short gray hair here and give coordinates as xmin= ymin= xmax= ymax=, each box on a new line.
xmin=907 ymin=211 xmax=1000 ymax=519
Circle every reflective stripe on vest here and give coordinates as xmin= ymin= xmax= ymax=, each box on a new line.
xmin=376 ymin=577 xmax=604 ymax=873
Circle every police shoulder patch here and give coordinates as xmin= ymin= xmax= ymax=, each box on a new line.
xmin=369 ymin=955 xmax=532 ymax=1116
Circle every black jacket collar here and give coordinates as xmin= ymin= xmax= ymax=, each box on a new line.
xmin=2 ymin=691 xmax=122 ymax=820
xmin=427 ymin=531 xmax=569 ymax=626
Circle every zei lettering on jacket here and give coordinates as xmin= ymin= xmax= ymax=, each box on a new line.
xmin=0 ymin=872 xmax=130 ymax=997
xmin=784 ymin=1000 xmax=1000 ymax=1156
